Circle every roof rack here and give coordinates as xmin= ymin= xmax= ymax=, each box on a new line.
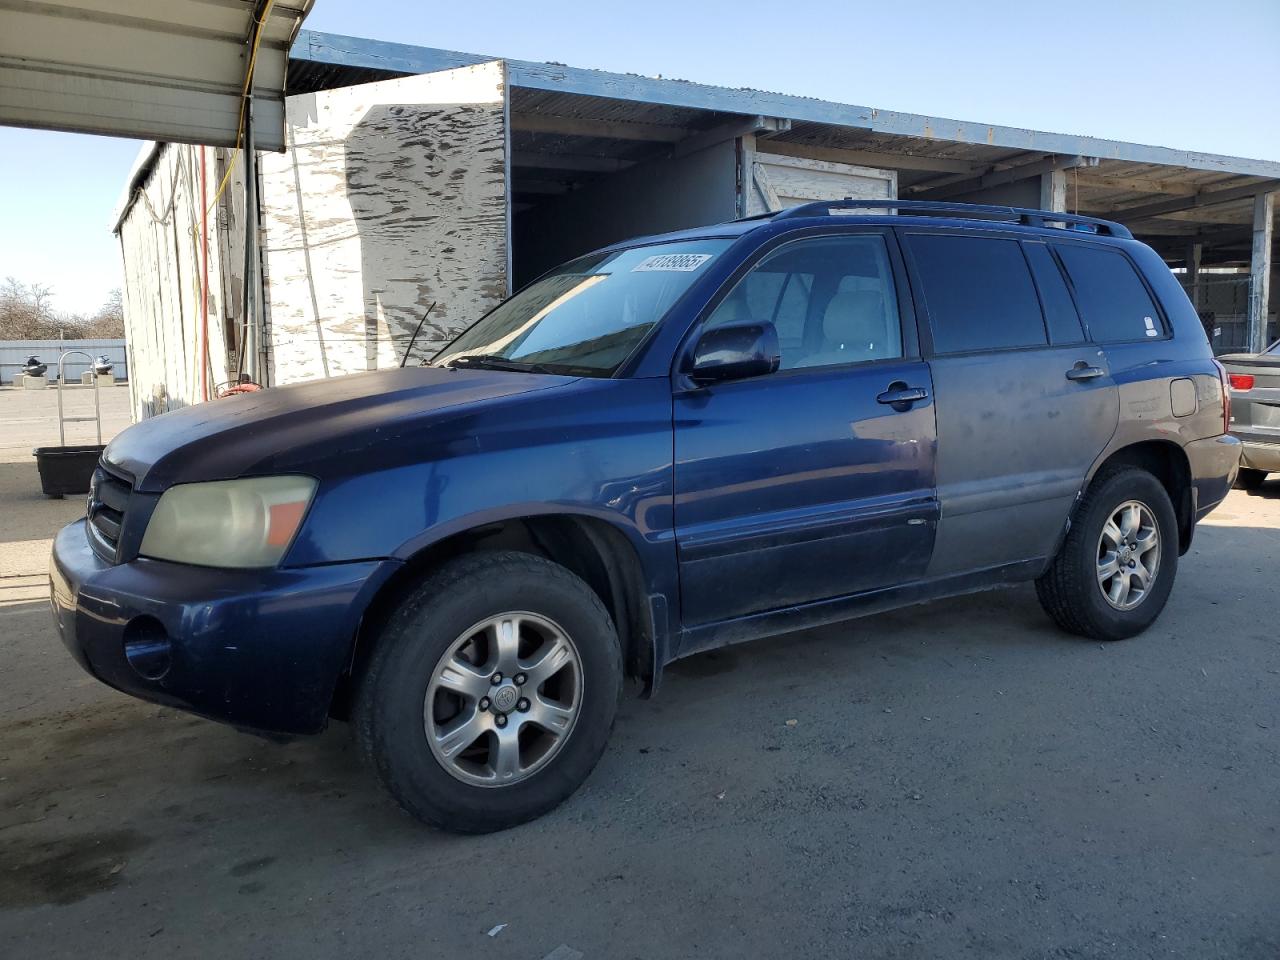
xmin=769 ymin=199 xmax=1133 ymax=239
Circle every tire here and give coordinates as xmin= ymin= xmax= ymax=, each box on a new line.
xmin=1036 ymin=467 xmax=1179 ymax=642
xmin=354 ymin=550 xmax=622 ymax=833
xmin=1235 ymin=468 xmax=1268 ymax=490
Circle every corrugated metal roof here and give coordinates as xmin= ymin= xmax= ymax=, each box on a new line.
xmin=292 ymin=29 xmax=1280 ymax=181
xmin=1 ymin=0 xmax=313 ymax=150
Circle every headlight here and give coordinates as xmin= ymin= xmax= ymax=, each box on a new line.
xmin=140 ymin=476 xmax=317 ymax=568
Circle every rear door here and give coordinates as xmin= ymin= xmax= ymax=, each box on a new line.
xmin=899 ymin=229 xmax=1119 ymax=577
xmin=673 ymin=228 xmax=937 ymax=626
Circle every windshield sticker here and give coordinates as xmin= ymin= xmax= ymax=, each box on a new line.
xmin=632 ymin=253 xmax=714 ymax=273
xmin=1144 ymin=316 xmax=1158 ymax=337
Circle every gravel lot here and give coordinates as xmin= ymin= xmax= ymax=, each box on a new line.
xmin=1 ymin=386 xmax=1276 ymax=959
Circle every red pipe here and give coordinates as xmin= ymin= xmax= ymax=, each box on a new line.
xmin=199 ymin=147 xmax=210 ymax=402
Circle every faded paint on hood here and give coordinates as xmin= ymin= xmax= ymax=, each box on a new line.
xmin=105 ymin=366 xmax=574 ymax=492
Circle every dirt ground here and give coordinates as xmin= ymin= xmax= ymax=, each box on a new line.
xmin=0 ymin=387 xmax=1276 ymax=959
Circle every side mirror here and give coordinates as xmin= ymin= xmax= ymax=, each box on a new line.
xmin=688 ymin=322 xmax=781 ymax=384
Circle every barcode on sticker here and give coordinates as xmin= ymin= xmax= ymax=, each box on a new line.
xmin=632 ymin=253 xmax=713 ymax=273
xmin=1144 ymin=316 xmax=1158 ymax=337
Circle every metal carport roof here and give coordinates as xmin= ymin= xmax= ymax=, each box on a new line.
xmin=0 ymin=0 xmax=313 ymax=150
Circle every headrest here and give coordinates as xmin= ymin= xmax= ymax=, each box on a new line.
xmin=823 ymin=290 xmax=884 ymax=346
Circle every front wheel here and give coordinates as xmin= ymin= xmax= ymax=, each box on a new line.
xmin=1036 ymin=467 xmax=1179 ymax=641
xmin=355 ymin=551 xmax=622 ymax=833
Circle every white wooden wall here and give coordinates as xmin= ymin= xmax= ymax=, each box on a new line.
xmin=258 ymin=61 xmax=510 ymax=383
xmin=744 ymin=150 xmax=896 ymax=215
xmin=117 ymin=142 xmax=242 ymax=420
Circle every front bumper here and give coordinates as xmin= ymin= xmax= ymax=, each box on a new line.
xmin=50 ymin=519 xmax=398 ymax=735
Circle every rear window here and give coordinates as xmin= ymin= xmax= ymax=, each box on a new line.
xmin=1054 ymin=244 xmax=1163 ymax=342
xmin=905 ymin=234 xmax=1046 ymax=354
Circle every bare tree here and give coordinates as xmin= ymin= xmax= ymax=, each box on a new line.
xmin=81 ymin=288 xmax=125 ymax=338
xmin=0 ymin=280 xmax=125 ymax=340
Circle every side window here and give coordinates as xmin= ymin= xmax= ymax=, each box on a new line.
xmin=1054 ymin=244 xmax=1163 ymax=342
xmin=1023 ymin=242 xmax=1085 ymax=344
xmin=704 ymin=234 xmax=902 ymax=370
xmin=905 ymin=234 xmax=1047 ymax=354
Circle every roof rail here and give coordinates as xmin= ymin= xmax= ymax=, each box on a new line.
xmin=769 ymin=199 xmax=1133 ymax=239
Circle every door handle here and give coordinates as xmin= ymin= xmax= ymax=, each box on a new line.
xmin=1065 ymin=363 xmax=1105 ymax=382
xmin=876 ymin=384 xmax=930 ymax=406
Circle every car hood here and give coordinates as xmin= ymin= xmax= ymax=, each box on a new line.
xmin=105 ymin=366 xmax=574 ymax=492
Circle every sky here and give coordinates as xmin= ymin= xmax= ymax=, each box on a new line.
xmin=0 ymin=0 xmax=1276 ymax=317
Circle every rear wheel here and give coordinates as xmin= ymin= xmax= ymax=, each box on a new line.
xmin=1235 ymin=467 xmax=1268 ymax=490
xmin=355 ymin=551 xmax=622 ymax=833
xmin=1036 ymin=467 xmax=1178 ymax=641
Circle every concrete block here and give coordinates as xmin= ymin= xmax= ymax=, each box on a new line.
xmin=22 ymin=375 xmax=47 ymax=390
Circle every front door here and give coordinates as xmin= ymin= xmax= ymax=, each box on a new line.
xmin=673 ymin=230 xmax=938 ymax=626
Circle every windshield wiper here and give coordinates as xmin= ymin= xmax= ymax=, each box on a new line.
xmin=443 ymin=354 xmax=555 ymax=374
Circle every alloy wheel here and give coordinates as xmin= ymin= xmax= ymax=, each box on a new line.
xmin=424 ymin=612 xmax=582 ymax=787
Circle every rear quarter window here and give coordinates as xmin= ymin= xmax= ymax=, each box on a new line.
xmin=1023 ymin=242 xmax=1085 ymax=345
xmin=904 ymin=233 xmax=1047 ymax=354
xmin=1054 ymin=244 xmax=1164 ymax=343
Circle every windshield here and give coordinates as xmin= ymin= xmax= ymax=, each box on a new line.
xmin=434 ymin=239 xmax=731 ymax=376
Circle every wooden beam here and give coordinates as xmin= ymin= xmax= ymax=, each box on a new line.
xmin=511 ymin=113 xmax=687 ymax=142
xmin=669 ymin=115 xmax=790 ymax=160
xmin=1076 ymin=172 xmax=1228 ymax=198
xmin=1249 ymin=191 xmax=1275 ymax=352
xmin=907 ymin=154 xmax=1093 ymax=199
xmin=757 ymin=140 xmax=982 ymax=174
xmin=1106 ymin=180 xmax=1280 ymax=223
xmin=510 ymin=152 xmax=635 ymax=173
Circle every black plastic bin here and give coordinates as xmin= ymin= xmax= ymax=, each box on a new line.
xmin=33 ymin=444 xmax=105 ymax=498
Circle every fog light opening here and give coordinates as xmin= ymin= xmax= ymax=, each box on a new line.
xmin=123 ymin=616 xmax=172 ymax=680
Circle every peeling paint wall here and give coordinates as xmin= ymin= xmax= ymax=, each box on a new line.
xmin=745 ymin=151 xmax=896 ymax=215
xmin=258 ymin=61 xmax=509 ymax=384
xmin=117 ymin=142 xmax=243 ymax=420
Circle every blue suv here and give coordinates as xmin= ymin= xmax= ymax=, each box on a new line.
xmin=51 ymin=201 xmax=1241 ymax=832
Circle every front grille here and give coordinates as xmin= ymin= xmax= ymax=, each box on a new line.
xmin=87 ymin=464 xmax=133 ymax=562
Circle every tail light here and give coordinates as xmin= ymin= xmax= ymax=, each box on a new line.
xmin=1212 ymin=359 xmax=1231 ymax=434
xmin=1228 ymin=373 xmax=1255 ymax=391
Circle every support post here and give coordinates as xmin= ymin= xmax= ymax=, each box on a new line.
xmin=1186 ymin=241 xmax=1203 ymax=311
xmin=242 ymin=100 xmax=260 ymax=383
xmin=1040 ymin=168 xmax=1067 ymax=213
xmin=1249 ymin=191 xmax=1275 ymax=353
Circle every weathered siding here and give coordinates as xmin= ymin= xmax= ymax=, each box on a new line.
xmin=258 ymin=61 xmax=509 ymax=383
xmin=745 ymin=151 xmax=896 ymax=215
xmin=117 ymin=142 xmax=243 ymax=419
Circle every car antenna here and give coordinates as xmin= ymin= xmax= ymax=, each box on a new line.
xmin=400 ymin=301 xmax=438 ymax=368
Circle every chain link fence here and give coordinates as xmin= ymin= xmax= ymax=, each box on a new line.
xmin=1176 ymin=274 xmax=1276 ymax=355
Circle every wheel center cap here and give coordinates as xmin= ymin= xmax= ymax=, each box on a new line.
xmin=491 ymin=682 xmax=520 ymax=714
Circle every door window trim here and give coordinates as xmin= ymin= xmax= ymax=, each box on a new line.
xmin=896 ymin=225 xmax=1058 ymax=360
xmin=671 ymin=225 xmax=920 ymax=389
